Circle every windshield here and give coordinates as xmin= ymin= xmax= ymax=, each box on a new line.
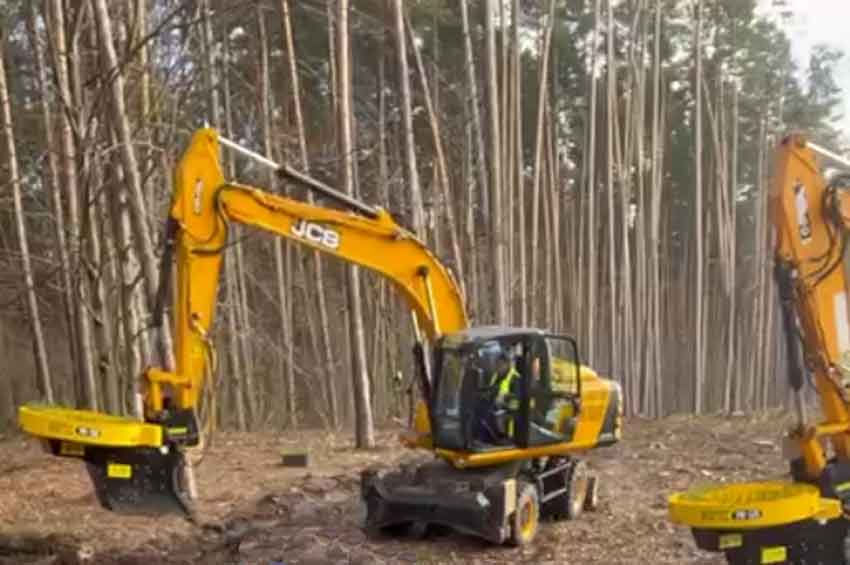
xmin=431 ymin=338 xmax=522 ymax=451
xmin=434 ymin=348 xmax=464 ymax=419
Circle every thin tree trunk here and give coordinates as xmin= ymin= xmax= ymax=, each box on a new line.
xmin=86 ymin=144 xmax=119 ymax=413
xmin=485 ymin=0 xmax=507 ymax=324
xmin=725 ymin=84 xmax=738 ymax=413
xmin=545 ymin=104 xmax=563 ymax=332
xmin=107 ymin=126 xmax=149 ymax=418
xmin=221 ymin=28 xmax=254 ymax=427
xmin=529 ymin=0 xmax=556 ymax=326
xmin=605 ymin=0 xmax=619 ymax=379
xmin=585 ymin=0 xmax=601 ymax=364
xmin=338 ymin=0 xmax=375 ymax=449
xmin=257 ymin=3 xmax=279 ymax=428
xmin=693 ymin=0 xmax=704 ymax=414
xmin=460 ymin=0 xmax=488 ymax=318
xmin=392 ymin=0 xmax=425 ymax=240
xmin=405 ymin=14 xmax=465 ymax=297
xmin=280 ymin=0 xmax=337 ymax=428
xmin=201 ymin=0 xmax=221 ymax=126
xmin=225 ymin=265 xmax=246 ymax=431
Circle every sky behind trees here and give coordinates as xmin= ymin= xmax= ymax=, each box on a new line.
xmin=758 ymin=0 xmax=850 ymax=139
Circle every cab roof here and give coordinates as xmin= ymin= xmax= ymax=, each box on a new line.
xmin=441 ymin=325 xmax=545 ymax=344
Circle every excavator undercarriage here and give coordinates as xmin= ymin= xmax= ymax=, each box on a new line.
xmin=362 ymin=455 xmax=599 ymax=545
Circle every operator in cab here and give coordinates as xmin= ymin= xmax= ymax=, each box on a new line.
xmin=475 ymin=343 xmax=520 ymax=445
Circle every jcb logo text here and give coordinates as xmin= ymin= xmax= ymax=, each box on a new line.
xmin=291 ymin=219 xmax=340 ymax=250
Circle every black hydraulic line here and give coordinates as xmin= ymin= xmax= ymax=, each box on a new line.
xmin=218 ymin=134 xmax=379 ymax=219
xmin=412 ymin=341 xmax=432 ymax=407
xmin=152 ymin=217 xmax=179 ymax=329
xmin=276 ymin=164 xmax=379 ymax=219
xmin=775 ymin=261 xmax=806 ymax=393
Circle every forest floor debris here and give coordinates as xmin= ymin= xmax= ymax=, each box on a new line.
xmin=0 ymin=412 xmax=798 ymax=564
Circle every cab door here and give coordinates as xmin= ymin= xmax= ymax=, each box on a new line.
xmin=524 ymin=335 xmax=581 ymax=447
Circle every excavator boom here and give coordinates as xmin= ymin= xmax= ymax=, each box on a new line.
xmin=156 ymin=128 xmax=465 ymax=413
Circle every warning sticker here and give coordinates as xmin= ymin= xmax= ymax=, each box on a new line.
xmin=793 ymin=182 xmax=813 ymax=245
xmin=761 ymin=546 xmax=787 ymax=564
xmin=718 ymin=533 xmax=742 ymax=549
xmin=107 ymin=463 xmax=133 ymax=479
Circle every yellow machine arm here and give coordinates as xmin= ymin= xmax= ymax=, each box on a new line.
xmin=771 ymin=134 xmax=850 ymax=477
xmin=668 ymin=134 xmax=850 ymax=564
xmin=150 ymin=127 xmax=466 ymax=416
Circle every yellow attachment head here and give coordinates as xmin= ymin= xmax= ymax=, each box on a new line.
xmin=668 ymin=480 xmax=841 ymax=530
xmin=18 ymin=404 xmax=163 ymax=448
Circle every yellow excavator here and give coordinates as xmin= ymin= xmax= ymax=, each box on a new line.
xmin=17 ymin=128 xmax=622 ymax=546
xmin=668 ymin=134 xmax=850 ymax=564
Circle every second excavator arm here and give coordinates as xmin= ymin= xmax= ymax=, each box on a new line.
xmin=668 ymin=134 xmax=850 ymax=563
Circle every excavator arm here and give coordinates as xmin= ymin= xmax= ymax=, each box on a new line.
xmin=18 ymin=128 xmax=466 ymax=515
xmin=771 ymin=134 xmax=850 ymax=479
xmin=668 ymin=134 xmax=850 ymax=564
xmin=150 ymin=127 xmax=466 ymax=415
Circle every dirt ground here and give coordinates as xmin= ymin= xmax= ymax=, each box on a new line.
xmin=0 ymin=412 xmax=799 ymax=564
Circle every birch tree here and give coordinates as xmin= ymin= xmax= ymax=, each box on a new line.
xmin=338 ymin=0 xmax=375 ymax=448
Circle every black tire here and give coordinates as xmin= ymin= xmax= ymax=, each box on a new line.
xmin=583 ymin=474 xmax=599 ymax=512
xmin=508 ymin=482 xmax=540 ymax=547
xmin=408 ymin=521 xmax=429 ymax=539
xmin=565 ymin=460 xmax=590 ymax=520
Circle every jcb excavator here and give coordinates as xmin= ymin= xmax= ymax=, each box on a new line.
xmin=17 ymin=128 xmax=622 ymax=546
xmin=668 ymin=134 xmax=850 ymax=564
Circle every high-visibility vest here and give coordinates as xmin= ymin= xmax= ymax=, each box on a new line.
xmin=490 ymin=367 xmax=520 ymax=409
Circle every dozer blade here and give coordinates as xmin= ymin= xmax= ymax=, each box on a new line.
xmin=18 ymin=404 xmax=194 ymax=517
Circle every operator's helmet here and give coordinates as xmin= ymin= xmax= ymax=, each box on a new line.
xmin=477 ymin=340 xmax=507 ymax=373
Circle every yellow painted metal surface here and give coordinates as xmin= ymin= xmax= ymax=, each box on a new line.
xmin=760 ymin=546 xmax=787 ymax=564
xmin=18 ymin=405 xmax=163 ymax=448
xmin=107 ymin=463 xmax=133 ymax=479
xmin=718 ymin=533 xmax=742 ymax=549
xmin=771 ymin=133 xmax=850 ymax=472
xmin=668 ymin=480 xmax=840 ymax=529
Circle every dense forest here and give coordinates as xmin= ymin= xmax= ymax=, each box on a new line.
xmin=0 ymin=0 xmax=845 ymax=446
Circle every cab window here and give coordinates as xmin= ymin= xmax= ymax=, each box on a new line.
xmin=525 ymin=336 xmax=580 ymax=447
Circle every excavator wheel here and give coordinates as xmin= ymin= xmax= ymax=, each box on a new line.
xmin=584 ymin=474 xmax=599 ymax=511
xmin=508 ymin=481 xmax=540 ymax=547
xmin=565 ymin=459 xmax=590 ymax=520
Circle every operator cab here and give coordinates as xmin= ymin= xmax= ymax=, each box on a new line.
xmin=430 ymin=327 xmax=582 ymax=453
